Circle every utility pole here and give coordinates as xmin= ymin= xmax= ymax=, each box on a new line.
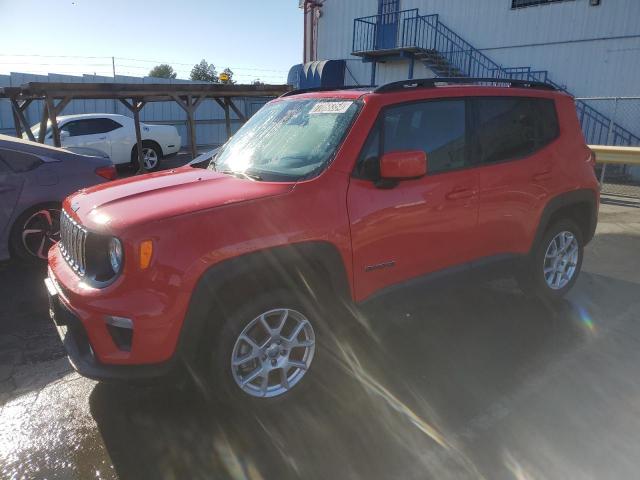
xmin=112 ymin=57 xmax=117 ymax=114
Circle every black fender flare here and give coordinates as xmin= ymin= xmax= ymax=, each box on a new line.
xmin=174 ymin=241 xmax=351 ymax=361
xmin=531 ymin=188 xmax=598 ymax=251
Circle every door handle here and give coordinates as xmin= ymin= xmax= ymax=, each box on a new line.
xmin=446 ymin=188 xmax=476 ymax=200
xmin=98 ymin=137 xmax=107 ymax=140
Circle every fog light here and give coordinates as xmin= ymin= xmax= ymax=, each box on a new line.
xmin=105 ymin=316 xmax=133 ymax=351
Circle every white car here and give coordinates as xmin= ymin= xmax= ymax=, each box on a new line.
xmin=27 ymin=113 xmax=181 ymax=170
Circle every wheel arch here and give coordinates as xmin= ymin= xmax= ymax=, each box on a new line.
xmin=8 ymin=200 xmax=61 ymax=260
xmin=175 ymin=241 xmax=352 ymax=362
xmin=532 ymin=189 xmax=598 ymax=251
xmin=130 ymin=139 xmax=163 ymax=162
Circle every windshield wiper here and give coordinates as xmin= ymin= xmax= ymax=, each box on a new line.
xmin=220 ymin=169 xmax=263 ymax=181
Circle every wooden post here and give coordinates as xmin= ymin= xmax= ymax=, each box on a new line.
xmin=119 ymin=98 xmax=147 ymax=174
xmin=223 ymin=98 xmax=232 ymax=140
xmin=133 ymin=103 xmax=144 ymax=174
xmin=10 ymin=99 xmax=35 ymax=140
xmin=45 ymin=97 xmax=61 ymax=147
xmin=187 ymin=95 xmax=197 ymax=159
xmin=171 ymin=94 xmax=205 ymax=159
xmin=37 ymin=102 xmax=49 ymax=143
xmin=226 ymin=98 xmax=247 ymax=123
xmin=41 ymin=96 xmax=71 ymax=147
xmin=11 ymin=104 xmax=22 ymax=138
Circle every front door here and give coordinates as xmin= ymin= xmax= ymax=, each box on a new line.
xmin=377 ymin=0 xmax=400 ymax=49
xmin=347 ymin=98 xmax=479 ymax=302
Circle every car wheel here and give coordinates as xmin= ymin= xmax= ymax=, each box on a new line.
xmin=517 ymin=219 xmax=584 ymax=301
xmin=132 ymin=141 xmax=162 ymax=172
xmin=9 ymin=203 xmax=61 ymax=264
xmin=204 ymin=289 xmax=322 ymax=403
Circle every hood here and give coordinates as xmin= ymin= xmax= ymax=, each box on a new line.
xmin=65 ymin=166 xmax=294 ymax=232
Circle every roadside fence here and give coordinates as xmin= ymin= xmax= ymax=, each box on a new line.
xmin=576 ymin=96 xmax=640 ymax=198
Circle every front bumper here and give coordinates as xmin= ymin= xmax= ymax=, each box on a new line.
xmin=45 ymin=274 xmax=181 ymax=382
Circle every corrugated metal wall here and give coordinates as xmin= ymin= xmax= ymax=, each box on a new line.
xmin=316 ymin=0 xmax=640 ymax=97
xmin=0 ymin=73 xmax=272 ymax=147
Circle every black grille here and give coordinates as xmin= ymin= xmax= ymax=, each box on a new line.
xmin=60 ymin=210 xmax=88 ymax=275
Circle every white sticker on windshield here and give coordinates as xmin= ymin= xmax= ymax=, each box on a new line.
xmin=309 ymin=101 xmax=353 ymax=114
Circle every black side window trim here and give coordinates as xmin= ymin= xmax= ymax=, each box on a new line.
xmin=61 ymin=118 xmax=123 ymax=137
xmin=352 ymin=95 xmax=561 ymax=181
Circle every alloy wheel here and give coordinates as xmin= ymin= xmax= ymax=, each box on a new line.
xmin=142 ymin=147 xmax=158 ymax=170
xmin=543 ymin=230 xmax=579 ymax=290
xmin=230 ymin=308 xmax=316 ymax=398
xmin=21 ymin=208 xmax=61 ymax=259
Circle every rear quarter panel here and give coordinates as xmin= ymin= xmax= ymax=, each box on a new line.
xmin=144 ymin=124 xmax=181 ymax=155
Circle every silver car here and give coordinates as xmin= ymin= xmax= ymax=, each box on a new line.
xmin=0 ymin=135 xmax=115 ymax=263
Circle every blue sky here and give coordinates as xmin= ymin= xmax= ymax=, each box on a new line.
xmin=0 ymin=0 xmax=302 ymax=83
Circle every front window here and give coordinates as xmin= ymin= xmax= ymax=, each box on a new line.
xmin=211 ymin=98 xmax=361 ymax=181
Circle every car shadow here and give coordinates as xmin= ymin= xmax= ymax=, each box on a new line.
xmin=89 ymin=274 xmax=596 ymax=480
xmin=0 ymin=262 xmax=71 ymax=401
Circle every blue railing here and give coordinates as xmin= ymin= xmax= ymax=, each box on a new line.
xmin=352 ymin=9 xmax=422 ymax=53
xmin=351 ymin=10 xmax=640 ymax=146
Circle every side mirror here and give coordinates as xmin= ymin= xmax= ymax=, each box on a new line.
xmin=380 ymin=150 xmax=427 ymax=180
xmin=59 ymin=130 xmax=70 ymax=139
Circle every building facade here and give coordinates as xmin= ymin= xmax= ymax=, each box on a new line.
xmin=297 ymin=0 xmax=640 ymax=146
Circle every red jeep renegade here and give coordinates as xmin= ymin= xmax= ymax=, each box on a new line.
xmin=45 ymin=78 xmax=599 ymax=400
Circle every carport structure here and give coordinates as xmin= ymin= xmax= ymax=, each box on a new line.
xmin=0 ymin=82 xmax=290 ymax=172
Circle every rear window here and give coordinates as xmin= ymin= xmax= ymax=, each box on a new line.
xmin=61 ymin=118 xmax=122 ymax=137
xmin=0 ymin=148 xmax=42 ymax=173
xmin=471 ymin=97 xmax=559 ymax=164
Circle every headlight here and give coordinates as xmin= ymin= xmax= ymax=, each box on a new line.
xmin=108 ymin=237 xmax=123 ymax=273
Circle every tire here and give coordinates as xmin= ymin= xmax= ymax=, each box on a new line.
xmin=200 ymin=289 xmax=325 ymax=404
xmin=131 ymin=141 xmax=162 ymax=172
xmin=9 ymin=203 xmax=61 ymax=264
xmin=517 ymin=219 xmax=584 ymax=301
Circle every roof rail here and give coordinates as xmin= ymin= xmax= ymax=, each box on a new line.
xmin=373 ymin=77 xmax=556 ymax=94
xmin=280 ymin=85 xmax=374 ymax=97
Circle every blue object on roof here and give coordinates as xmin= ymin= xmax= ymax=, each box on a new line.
xmin=287 ymin=60 xmax=346 ymax=89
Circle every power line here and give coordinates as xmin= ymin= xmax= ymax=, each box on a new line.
xmin=0 ymin=54 xmax=289 ymax=73
xmin=0 ymin=53 xmax=112 ymax=59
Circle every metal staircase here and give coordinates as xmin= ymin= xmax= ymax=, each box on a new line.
xmin=352 ymin=9 xmax=639 ymax=146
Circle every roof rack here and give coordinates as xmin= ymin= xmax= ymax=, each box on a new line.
xmin=373 ymin=77 xmax=556 ymax=94
xmin=280 ymin=85 xmax=374 ymax=97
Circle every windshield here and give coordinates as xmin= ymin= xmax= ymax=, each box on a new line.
xmin=210 ymin=98 xmax=361 ymax=181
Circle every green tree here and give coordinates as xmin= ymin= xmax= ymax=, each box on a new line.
xmin=190 ymin=59 xmax=219 ymax=83
xmin=148 ymin=64 xmax=177 ymax=79
xmin=251 ymin=78 xmax=265 ymax=85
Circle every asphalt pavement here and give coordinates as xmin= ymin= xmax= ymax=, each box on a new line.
xmin=1 ymin=194 xmax=640 ymax=480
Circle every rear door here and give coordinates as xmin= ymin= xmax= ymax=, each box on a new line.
xmin=60 ymin=118 xmax=121 ymax=159
xmin=347 ymin=98 xmax=480 ymax=301
xmin=470 ymin=96 xmax=561 ymax=257
xmin=0 ymin=151 xmax=27 ymax=237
